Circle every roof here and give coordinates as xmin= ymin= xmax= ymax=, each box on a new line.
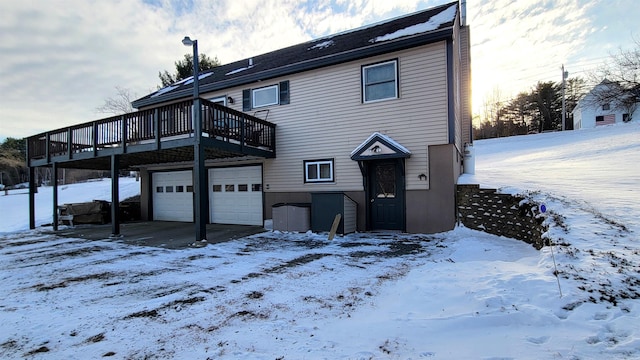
xmin=351 ymin=132 xmax=411 ymax=160
xmin=132 ymin=2 xmax=459 ymax=108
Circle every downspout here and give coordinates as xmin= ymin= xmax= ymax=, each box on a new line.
xmin=460 ymin=0 xmax=467 ymax=26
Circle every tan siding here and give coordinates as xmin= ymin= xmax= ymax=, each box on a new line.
xmin=200 ymin=41 xmax=450 ymax=193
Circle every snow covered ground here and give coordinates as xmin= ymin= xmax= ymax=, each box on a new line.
xmin=0 ymin=122 xmax=639 ymax=359
xmin=0 ymin=178 xmax=141 ymax=233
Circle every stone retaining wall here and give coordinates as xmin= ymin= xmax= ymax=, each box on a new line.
xmin=457 ymin=184 xmax=547 ymax=249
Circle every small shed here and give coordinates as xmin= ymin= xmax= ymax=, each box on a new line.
xmin=311 ymin=192 xmax=357 ymax=235
xmin=272 ymin=203 xmax=311 ymax=232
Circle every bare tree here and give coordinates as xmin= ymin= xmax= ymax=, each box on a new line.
xmin=96 ymin=86 xmax=136 ymax=115
xmin=590 ymin=38 xmax=640 ymax=121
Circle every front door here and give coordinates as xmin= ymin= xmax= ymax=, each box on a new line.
xmin=368 ymin=160 xmax=404 ymax=230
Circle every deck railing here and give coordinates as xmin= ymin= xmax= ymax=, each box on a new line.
xmin=27 ymin=99 xmax=276 ymax=162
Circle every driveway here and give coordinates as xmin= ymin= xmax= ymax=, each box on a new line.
xmin=0 ymin=229 xmax=446 ymax=359
xmin=46 ymin=222 xmax=266 ymax=249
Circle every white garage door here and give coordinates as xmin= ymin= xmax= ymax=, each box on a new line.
xmin=209 ymin=166 xmax=262 ymax=225
xmin=152 ymin=170 xmax=193 ymax=222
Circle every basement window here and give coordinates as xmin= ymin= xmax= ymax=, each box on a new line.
xmin=304 ymin=159 xmax=334 ymax=183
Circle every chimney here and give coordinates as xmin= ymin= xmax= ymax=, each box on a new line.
xmin=460 ymin=0 xmax=467 ymax=26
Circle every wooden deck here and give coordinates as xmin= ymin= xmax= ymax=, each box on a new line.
xmin=26 ymin=99 xmax=276 ymax=169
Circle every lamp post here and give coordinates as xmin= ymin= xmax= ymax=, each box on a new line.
xmin=182 ymin=36 xmax=206 ymax=241
xmin=182 ymin=36 xmax=199 ymax=99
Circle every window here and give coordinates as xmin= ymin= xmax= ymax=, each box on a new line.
xmin=304 ymin=159 xmax=334 ymax=183
xmin=623 ymin=113 xmax=630 ymax=122
xmin=156 ymin=186 xmax=163 ymax=193
xmin=186 ymin=185 xmax=193 ymax=192
xmin=602 ymin=103 xmax=610 ymax=111
xmin=225 ymin=184 xmax=235 ymax=192
xmin=243 ymin=81 xmax=290 ymax=110
xmin=252 ymin=85 xmax=278 ymax=108
xmin=165 ymin=186 xmax=174 ymax=193
xmin=176 ymin=185 xmax=184 ymax=192
xmin=238 ymin=184 xmax=248 ymax=192
xmin=212 ymin=185 xmax=222 ymax=192
xmin=596 ymin=116 xmax=604 ymax=122
xmin=252 ymin=184 xmax=262 ymax=191
xmin=362 ymin=60 xmax=398 ymax=102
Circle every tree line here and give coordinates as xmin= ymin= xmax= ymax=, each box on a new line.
xmin=474 ymin=39 xmax=640 ymax=140
xmin=474 ymin=78 xmax=588 ymax=139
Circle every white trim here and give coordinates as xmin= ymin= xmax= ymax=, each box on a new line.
xmin=208 ymin=96 xmax=227 ymax=106
xmin=350 ymin=132 xmax=411 ymax=157
xmin=252 ymin=85 xmax=279 ymax=108
xmin=362 ymin=60 xmax=398 ymax=103
xmin=304 ymin=159 xmax=334 ymax=183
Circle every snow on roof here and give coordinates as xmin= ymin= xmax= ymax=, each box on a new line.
xmin=151 ymin=84 xmax=180 ymax=98
xmin=225 ymin=66 xmax=252 ymax=76
xmin=350 ymin=131 xmax=411 ymax=156
xmin=308 ymin=40 xmax=335 ymax=50
xmin=182 ymin=72 xmax=213 ymax=85
xmin=150 ymin=72 xmax=214 ymax=97
xmin=371 ymin=4 xmax=457 ymax=43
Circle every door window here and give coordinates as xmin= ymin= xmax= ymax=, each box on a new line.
xmin=375 ymin=163 xmax=396 ymax=198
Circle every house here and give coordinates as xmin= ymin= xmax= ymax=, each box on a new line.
xmin=26 ymin=1 xmax=472 ymax=240
xmin=573 ymin=80 xmax=640 ymax=129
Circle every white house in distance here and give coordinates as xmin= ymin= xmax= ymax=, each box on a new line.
xmin=573 ymin=81 xmax=640 ymax=129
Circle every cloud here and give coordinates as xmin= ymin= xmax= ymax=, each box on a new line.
xmin=1 ymin=0 xmax=439 ymax=140
xmin=0 ymin=0 xmax=635 ymax=140
xmin=468 ymin=0 xmax=596 ymax=112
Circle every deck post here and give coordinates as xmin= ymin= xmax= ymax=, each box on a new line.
xmin=28 ymin=167 xmax=36 ymax=229
xmin=52 ymin=162 xmax=58 ymax=231
xmin=154 ymin=108 xmax=160 ymax=150
xmin=110 ymin=154 xmax=121 ymax=237
xmin=193 ymin=98 xmax=207 ymax=241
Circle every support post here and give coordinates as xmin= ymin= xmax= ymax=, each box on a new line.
xmin=193 ymin=98 xmax=207 ymax=241
xmin=28 ymin=167 xmax=36 ymax=229
xmin=93 ymin=122 xmax=98 ymax=157
xmin=110 ymin=154 xmax=121 ymax=237
xmin=67 ymin=128 xmax=73 ymax=160
xmin=53 ymin=163 xmax=58 ymax=231
xmin=121 ymin=115 xmax=127 ymax=153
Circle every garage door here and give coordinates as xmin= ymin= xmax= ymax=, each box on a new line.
xmin=209 ymin=166 xmax=262 ymax=225
xmin=152 ymin=170 xmax=193 ymax=222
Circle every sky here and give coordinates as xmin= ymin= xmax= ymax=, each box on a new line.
xmin=0 ymin=0 xmax=637 ymax=140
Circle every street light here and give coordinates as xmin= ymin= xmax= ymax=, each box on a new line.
xmin=183 ymin=36 xmax=206 ymax=241
xmin=182 ymin=36 xmax=199 ymax=100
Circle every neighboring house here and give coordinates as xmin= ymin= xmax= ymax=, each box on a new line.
xmin=26 ymin=1 xmax=472 ymax=240
xmin=573 ymin=80 xmax=640 ymax=129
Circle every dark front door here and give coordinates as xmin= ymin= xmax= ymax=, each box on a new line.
xmin=368 ymin=160 xmax=404 ymax=230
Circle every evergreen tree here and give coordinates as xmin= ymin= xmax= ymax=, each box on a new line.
xmin=158 ymin=53 xmax=221 ymax=88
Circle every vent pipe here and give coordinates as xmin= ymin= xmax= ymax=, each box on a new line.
xmin=461 ymin=0 xmax=467 ymax=26
xmin=249 ymin=58 xmax=253 ymax=67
